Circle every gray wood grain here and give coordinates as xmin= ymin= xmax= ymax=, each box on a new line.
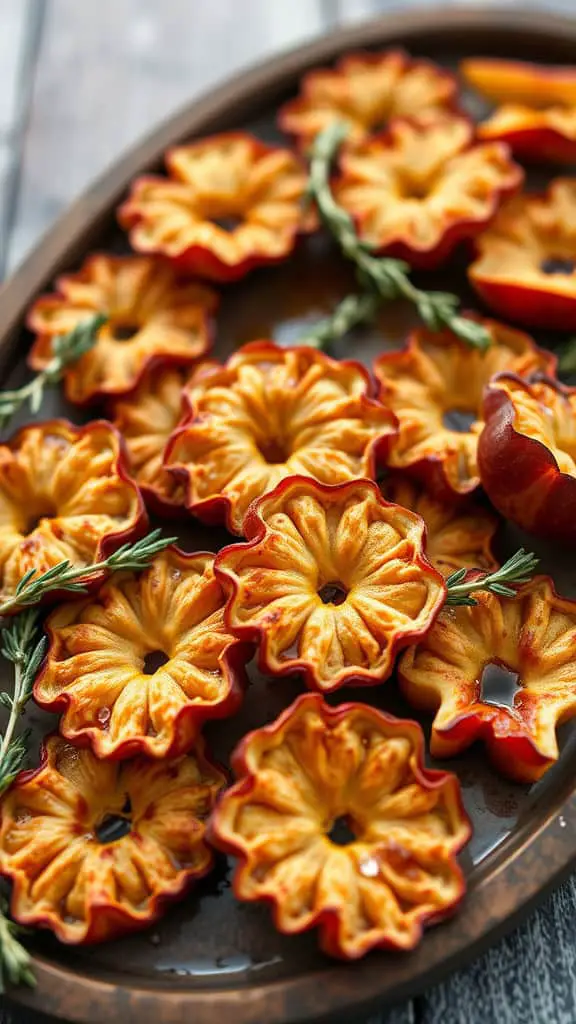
xmin=1 ymin=2 xmax=576 ymax=1023
xmin=0 ymin=0 xmax=30 ymax=135
xmin=7 ymin=0 xmax=336 ymax=270
xmin=0 ymin=0 xmax=45 ymax=275
xmin=420 ymin=877 xmax=576 ymax=1024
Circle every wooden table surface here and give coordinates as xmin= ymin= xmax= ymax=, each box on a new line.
xmin=1 ymin=1 xmax=576 ymax=1021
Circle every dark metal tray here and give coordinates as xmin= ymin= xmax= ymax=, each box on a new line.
xmin=2 ymin=7 xmax=576 ymax=1023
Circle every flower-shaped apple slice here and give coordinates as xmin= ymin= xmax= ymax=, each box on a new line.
xmin=400 ymin=578 xmax=576 ymax=782
xmin=332 ymin=114 xmax=522 ymax=269
xmin=165 ymin=341 xmax=397 ymax=535
xmin=374 ymin=318 xmax=554 ymax=499
xmin=27 ymin=254 xmax=217 ymax=404
xmin=0 ymin=419 xmax=145 ymax=608
xmin=469 ymin=180 xmax=576 ymax=329
xmin=278 ymin=50 xmax=459 ymax=150
xmin=0 ymin=735 xmax=225 ymax=943
xmin=111 ymin=363 xmax=206 ymax=515
xmin=210 ymin=692 xmax=471 ymax=959
xmin=461 ymin=58 xmax=576 ymax=164
xmin=478 ymin=373 xmax=576 ymax=542
xmin=119 ymin=133 xmax=314 ymax=282
xmin=34 ymin=548 xmax=250 ymax=759
xmin=380 ymin=474 xmax=499 ymax=576
xmin=215 ymin=477 xmax=445 ymax=692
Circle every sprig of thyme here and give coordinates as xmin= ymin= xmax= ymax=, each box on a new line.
xmin=0 ymin=313 xmax=106 ymax=430
xmin=307 ymin=123 xmax=491 ymax=352
xmin=0 ymin=611 xmax=46 ymax=991
xmin=0 ymin=531 xmax=177 ymax=988
xmin=297 ymin=291 xmax=382 ymax=349
xmin=0 ymin=528 xmax=176 ymax=616
xmin=0 ymin=895 xmax=35 ymax=993
xmin=445 ymin=549 xmax=539 ymax=606
xmin=0 ymin=610 xmax=46 ymax=794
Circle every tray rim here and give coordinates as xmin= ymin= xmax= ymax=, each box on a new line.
xmin=3 ymin=6 xmax=576 ymax=1022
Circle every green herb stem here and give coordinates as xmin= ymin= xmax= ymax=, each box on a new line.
xmin=445 ymin=548 xmax=539 ymax=606
xmin=0 ymin=529 xmax=176 ymax=616
xmin=297 ymin=291 xmax=382 ymax=349
xmin=0 ymin=896 xmax=35 ymax=992
xmin=0 ymin=313 xmax=107 ymax=431
xmin=0 ymin=612 xmax=48 ymax=992
xmin=0 ymin=530 xmax=177 ymax=989
xmin=0 ymin=610 xmax=46 ymax=793
xmin=308 ymin=122 xmax=491 ymax=352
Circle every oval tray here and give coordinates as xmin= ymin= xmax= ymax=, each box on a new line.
xmin=3 ymin=6 xmax=576 ymax=1023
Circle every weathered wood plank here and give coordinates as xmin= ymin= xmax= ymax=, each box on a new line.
xmin=0 ymin=0 xmax=45 ymax=276
xmin=0 ymin=0 xmax=30 ymax=136
xmin=7 ymin=0 xmax=335 ymax=270
xmin=421 ymin=878 xmax=576 ymax=1024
